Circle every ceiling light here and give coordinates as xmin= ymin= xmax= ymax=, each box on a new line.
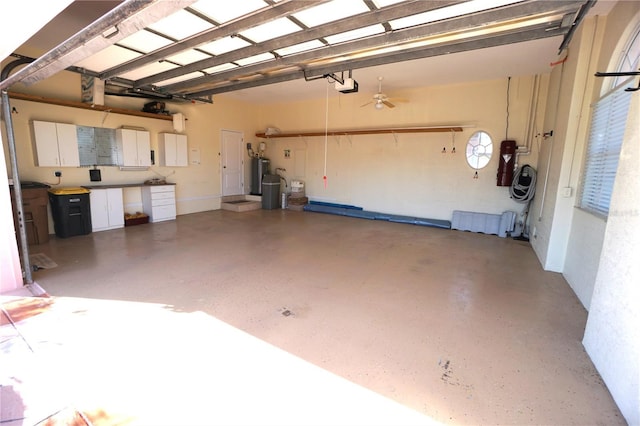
xmin=375 ymin=101 xmax=384 ymax=110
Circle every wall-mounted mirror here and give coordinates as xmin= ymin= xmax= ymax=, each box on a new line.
xmin=466 ymin=131 xmax=493 ymax=169
xmin=77 ymin=126 xmax=117 ymax=166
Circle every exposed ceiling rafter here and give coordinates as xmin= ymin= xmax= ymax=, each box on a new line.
xmin=2 ymin=0 xmax=593 ymax=104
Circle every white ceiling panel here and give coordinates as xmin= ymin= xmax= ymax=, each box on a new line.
xmin=235 ymin=52 xmax=275 ymax=67
xmin=156 ymin=71 xmax=207 ymax=87
xmin=389 ymin=0 xmax=522 ymax=30
xmin=74 ymin=45 xmax=141 ymax=73
xmin=325 ymin=25 xmax=386 ymax=45
xmin=166 ymin=49 xmax=212 ymax=66
xmin=118 ymin=30 xmax=173 ymax=53
xmin=202 ymin=63 xmax=239 ymax=74
xmin=147 ymin=9 xmax=213 ymax=40
xmin=239 ymin=18 xmax=301 ymax=43
xmin=190 ymin=0 xmax=267 ymax=24
xmin=275 ymin=40 xmax=325 ymax=57
xmin=199 ymin=36 xmax=251 ymax=56
xmin=119 ymin=61 xmax=179 ymax=81
xmin=293 ymin=0 xmax=370 ymax=27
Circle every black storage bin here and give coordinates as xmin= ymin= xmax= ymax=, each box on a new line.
xmin=48 ymin=188 xmax=92 ymax=238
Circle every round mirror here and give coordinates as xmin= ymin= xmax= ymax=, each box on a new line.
xmin=465 ymin=131 xmax=493 ymax=169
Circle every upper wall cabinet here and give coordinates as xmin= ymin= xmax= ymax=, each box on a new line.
xmin=115 ymin=128 xmax=151 ymax=167
xmin=32 ymin=120 xmax=80 ymax=167
xmin=159 ymin=133 xmax=188 ymax=167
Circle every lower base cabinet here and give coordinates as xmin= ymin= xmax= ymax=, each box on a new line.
xmin=90 ymin=188 xmax=124 ymax=232
xmin=141 ymin=185 xmax=176 ymax=222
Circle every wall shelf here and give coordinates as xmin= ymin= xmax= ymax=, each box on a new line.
xmin=255 ymin=126 xmax=464 ymax=139
xmin=8 ymin=91 xmax=173 ymax=121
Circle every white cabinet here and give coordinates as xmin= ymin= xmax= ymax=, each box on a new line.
xmin=89 ymin=188 xmax=124 ymax=232
xmin=116 ymin=128 xmax=151 ymax=167
xmin=32 ymin=120 xmax=80 ymax=167
xmin=141 ymin=185 xmax=176 ymax=223
xmin=159 ymin=133 xmax=188 ymax=166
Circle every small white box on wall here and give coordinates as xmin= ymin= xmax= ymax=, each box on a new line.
xmin=173 ymin=113 xmax=186 ymax=132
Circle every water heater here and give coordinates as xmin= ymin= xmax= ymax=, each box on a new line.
xmin=250 ymin=157 xmax=270 ymax=195
xmin=497 ymin=140 xmax=516 ymax=186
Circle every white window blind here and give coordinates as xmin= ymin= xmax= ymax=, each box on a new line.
xmin=579 ymin=81 xmax=633 ymax=217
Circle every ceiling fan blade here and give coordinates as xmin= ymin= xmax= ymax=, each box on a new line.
xmin=382 ymin=100 xmax=395 ymax=108
xmin=388 ymin=97 xmax=409 ymax=103
xmin=361 ymin=100 xmax=374 ymax=107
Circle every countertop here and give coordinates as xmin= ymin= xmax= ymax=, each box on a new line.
xmin=82 ymin=183 xmax=176 ymax=190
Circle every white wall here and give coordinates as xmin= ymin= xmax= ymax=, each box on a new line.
xmin=563 ymin=209 xmax=606 ymax=309
xmin=583 ymin=86 xmax=640 ymax=426
xmin=530 ymin=1 xmax=640 ymax=423
xmin=529 ymin=16 xmax=605 ymax=273
xmin=256 ymin=76 xmax=545 ymax=222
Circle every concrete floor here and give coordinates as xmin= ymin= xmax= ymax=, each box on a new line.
xmin=2 ymin=209 xmax=625 ymax=425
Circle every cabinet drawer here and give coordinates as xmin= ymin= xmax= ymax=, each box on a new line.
xmin=151 ymin=198 xmax=175 ymax=207
xmin=151 ymin=191 xmax=175 ymax=201
xmin=148 ymin=185 xmax=175 ymax=194
xmin=152 ymin=204 xmax=176 ymax=220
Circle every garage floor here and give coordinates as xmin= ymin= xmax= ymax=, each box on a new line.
xmin=1 ymin=210 xmax=624 ymax=425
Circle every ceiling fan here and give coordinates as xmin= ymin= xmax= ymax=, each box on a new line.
xmin=361 ymin=76 xmax=402 ymax=110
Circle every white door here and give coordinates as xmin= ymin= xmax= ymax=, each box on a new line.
xmin=221 ymin=130 xmax=244 ymax=196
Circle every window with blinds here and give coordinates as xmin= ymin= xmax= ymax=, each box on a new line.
xmin=579 ymin=80 xmax=633 ymax=218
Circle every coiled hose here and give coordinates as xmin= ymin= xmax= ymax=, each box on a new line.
xmin=510 ymin=164 xmax=537 ymax=203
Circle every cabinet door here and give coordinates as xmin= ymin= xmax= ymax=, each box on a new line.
xmin=116 ymin=129 xmax=139 ymax=166
xmin=175 ymin=134 xmax=188 ymax=166
xmin=136 ymin=131 xmax=151 ymax=167
xmin=90 ymin=189 xmax=110 ymax=231
xmin=55 ymin=123 xmax=80 ymax=167
xmin=106 ymin=188 xmax=124 ymax=227
xmin=33 ymin=121 xmax=60 ymax=167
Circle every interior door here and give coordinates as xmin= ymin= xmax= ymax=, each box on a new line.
xmin=221 ymin=130 xmax=244 ymax=196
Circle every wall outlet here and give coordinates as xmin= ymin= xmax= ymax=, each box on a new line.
xmin=284 ymin=149 xmax=291 ymax=158
xmin=54 ymin=171 xmax=62 ymax=177
xmin=562 ymin=186 xmax=572 ymax=198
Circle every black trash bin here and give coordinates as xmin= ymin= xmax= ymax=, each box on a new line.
xmin=48 ymin=187 xmax=92 ymax=238
xmin=261 ymin=174 xmax=280 ymax=210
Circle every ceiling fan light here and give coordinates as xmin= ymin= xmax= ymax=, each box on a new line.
xmin=375 ymin=101 xmax=384 ymax=109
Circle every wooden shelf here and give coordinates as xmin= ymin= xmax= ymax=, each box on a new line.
xmin=8 ymin=91 xmax=173 ymax=121
xmin=255 ymin=126 xmax=463 ymax=138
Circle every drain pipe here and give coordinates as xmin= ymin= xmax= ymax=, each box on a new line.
xmin=2 ymin=57 xmax=35 ymax=284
